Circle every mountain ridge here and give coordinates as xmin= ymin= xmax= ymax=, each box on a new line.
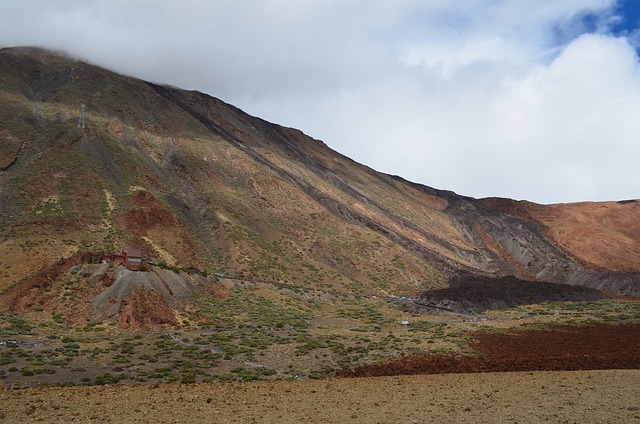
xmin=1 ymin=46 xmax=639 ymax=327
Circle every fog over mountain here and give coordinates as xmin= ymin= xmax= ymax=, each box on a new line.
xmin=1 ymin=0 xmax=639 ymax=203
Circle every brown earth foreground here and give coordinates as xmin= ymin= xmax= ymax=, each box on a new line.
xmin=0 ymin=370 xmax=639 ymax=423
xmin=1 ymin=324 xmax=639 ymax=423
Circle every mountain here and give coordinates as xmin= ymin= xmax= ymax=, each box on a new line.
xmin=0 ymin=46 xmax=638 ymax=326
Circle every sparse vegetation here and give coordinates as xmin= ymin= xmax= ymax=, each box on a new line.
xmin=0 ymin=47 xmax=639 ymax=392
xmin=1 ymin=293 xmax=638 ymax=387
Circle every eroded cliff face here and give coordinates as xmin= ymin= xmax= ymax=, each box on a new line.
xmin=481 ymin=198 xmax=640 ymax=273
xmin=394 ymin=179 xmax=640 ymax=297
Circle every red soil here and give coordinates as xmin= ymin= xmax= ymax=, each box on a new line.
xmin=3 ymin=253 xmax=88 ymax=312
xmin=339 ymin=324 xmax=640 ymax=377
xmin=117 ymin=285 xmax=178 ymax=331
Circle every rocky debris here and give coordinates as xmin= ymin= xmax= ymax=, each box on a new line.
xmin=4 ymin=252 xmax=222 ymax=331
xmin=115 ymin=285 xmax=178 ymax=330
xmin=417 ymin=273 xmax=608 ymax=313
xmin=89 ymin=267 xmax=214 ymax=330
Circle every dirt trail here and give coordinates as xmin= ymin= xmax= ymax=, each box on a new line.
xmin=1 ymin=370 xmax=639 ymax=423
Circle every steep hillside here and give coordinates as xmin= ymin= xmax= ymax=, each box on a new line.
xmin=0 ymin=46 xmax=639 ymax=325
xmin=481 ymin=198 xmax=640 ymax=272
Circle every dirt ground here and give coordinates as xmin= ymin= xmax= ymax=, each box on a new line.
xmin=340 ymin=324 xmax=640 ymax=377
xmin=1 ymin=324 xmax=639 ymax=423
xmin=0 ymin=370 xmax=638 ymax=423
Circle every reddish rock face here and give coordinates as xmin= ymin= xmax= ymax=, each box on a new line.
xmin=481 ymin=198 xmax=640 ymax=273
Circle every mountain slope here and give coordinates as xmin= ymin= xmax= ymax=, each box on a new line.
xmin=1 ymin=46 xmax=639 ymax=319
xmin=481 ymin=198 xmax=640 ymax=272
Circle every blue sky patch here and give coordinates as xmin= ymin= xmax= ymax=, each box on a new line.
xmin=612 ymin=0 xmax=640 ymax=35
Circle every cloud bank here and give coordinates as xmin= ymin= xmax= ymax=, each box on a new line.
xmin=1 ymin=0 xmax=639 ymax=203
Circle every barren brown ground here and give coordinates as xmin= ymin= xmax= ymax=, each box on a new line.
xmin=0 ymin=370 xmax=638 ymax=423
xmin=2 ymin=324 xmax=639 ymax=423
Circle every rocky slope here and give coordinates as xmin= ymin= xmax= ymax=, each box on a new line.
xmin=0 ymin=46 xmax=638 ymax=326
xmin=481 ymin=197 xmax=640 ymax=272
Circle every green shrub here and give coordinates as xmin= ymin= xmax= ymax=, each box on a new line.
xmin=180 ymin=373 xmax=196 ymax=384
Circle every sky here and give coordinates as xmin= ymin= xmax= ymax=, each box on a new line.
xmin=1 ymin=0 xmax=640 ymax=204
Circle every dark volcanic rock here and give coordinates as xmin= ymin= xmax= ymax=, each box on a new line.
xmin=417 ymin=273 xmax=608 ymax=313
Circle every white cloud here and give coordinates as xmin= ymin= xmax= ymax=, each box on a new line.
xmin=1 ymin=0 xmax=639 ymax=203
